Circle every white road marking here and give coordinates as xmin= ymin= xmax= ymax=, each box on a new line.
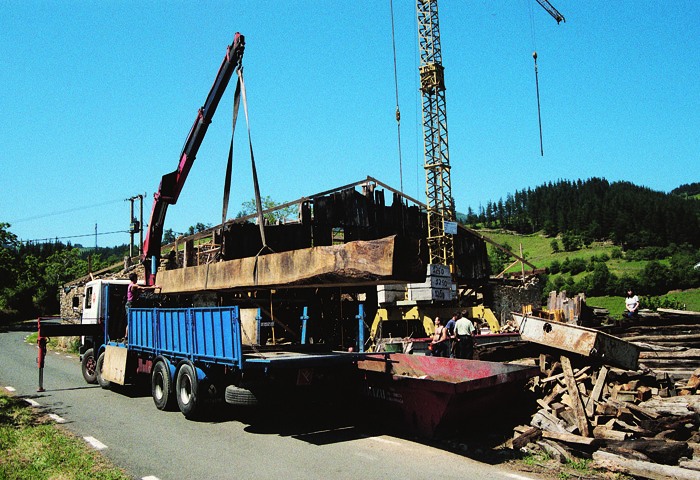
xmin=48 ymin=413 xmax=66 ymax=424
xmin=84 ymin=436 xmax=108 ymax=450
xmin=142 ymin=476 xmax=161 ymax=480
xmin=25 ymin=399 xmax=41 ymax=407
xmin=504 ymin=473 xmax=537 ymax=480
xmin=4 ymin=386 xmax=16 ymax=392
xmin=365 ymin=436 xmax=401 ymax=446
xmin=354 ymin=452 xmax=378 ymax=461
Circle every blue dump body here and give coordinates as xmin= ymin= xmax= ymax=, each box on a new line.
xmin=127 ymin=307 xmax=243 ymax=367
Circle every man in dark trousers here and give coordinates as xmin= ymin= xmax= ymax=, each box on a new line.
xmin=445 ymin=312 xmax=458 ymax=358
xmin=455 ymin=312 xmax=476 ymax=360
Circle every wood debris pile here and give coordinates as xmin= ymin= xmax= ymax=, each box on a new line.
xmin=512 ymin=352 xmax=700 ymax=479
xmin=616 ymin=308 xmax=700 ymax=384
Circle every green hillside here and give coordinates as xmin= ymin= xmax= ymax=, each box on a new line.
xmin=479 ymin=228 xmax=700 ymax=317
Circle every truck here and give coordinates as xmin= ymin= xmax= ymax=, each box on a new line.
xmin=35 ymin=32 xmax=363 ymax=418
xmin=59 ymin=278 xmax=362 ymax=418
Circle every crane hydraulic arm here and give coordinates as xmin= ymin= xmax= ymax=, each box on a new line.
xmin=142 ymin=33 xmax=245 ymax=284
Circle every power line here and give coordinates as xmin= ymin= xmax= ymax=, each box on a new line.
xmin=23 ymin=230 xmax=128 ymax=244
xmin=8 ymin=198 xmax=126 ymax=224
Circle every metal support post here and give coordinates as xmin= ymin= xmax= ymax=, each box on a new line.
xmin=256 ymin=308 xmax=262 ymax=345
xmin=300 ymin=306 xmax=309 ymax=345
xmin=356 ymin=304 xmax=365 ymax=353
xmin=37 ymin=318 xmax=47 ymax=392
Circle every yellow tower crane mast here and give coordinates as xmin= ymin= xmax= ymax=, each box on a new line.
xmin=415 ymin=0 xmax=564 ymax=268
xmin=416 ymin=0 xmax=455 ymax=270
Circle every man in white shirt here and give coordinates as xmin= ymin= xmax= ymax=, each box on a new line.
xmin=455 ymin=312 xmax=476 ymax=360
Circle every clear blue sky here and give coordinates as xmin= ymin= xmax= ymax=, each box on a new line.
xmin=2 ymin=1 xmax=698 ymax=248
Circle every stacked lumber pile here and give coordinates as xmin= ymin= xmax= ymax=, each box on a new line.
xmin=512 ymin=353 xmax=700 ymax=479
xmin=616 ymin=309 xmax=700 ymax=383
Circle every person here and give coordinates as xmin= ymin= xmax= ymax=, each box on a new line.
xmin=444 ymin=313 xmax=457 ymax=358
xmin=455 ymin=311 xmax=476 ymax=360
xmin=624 ymin=288 xmax=639 ymax=320
xmin=123 ymin=273 xmax=161 ymax=340
xmin=126 ymin=273 xmax=161 ymax=310
xmin=429 ymin=317 xmax=448 ymax=357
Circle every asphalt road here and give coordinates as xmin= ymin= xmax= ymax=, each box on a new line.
xmin=0 ymin=325 xmax=542 ymax=480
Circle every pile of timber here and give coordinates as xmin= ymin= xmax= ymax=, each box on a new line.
xmin=512 ymin=353 xmax=700 ymax=479
xmin=614 ymin=308 xmax=700 ymax=383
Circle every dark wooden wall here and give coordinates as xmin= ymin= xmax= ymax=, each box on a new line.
xmin=219 ymin=186 xmax=488 ymax=282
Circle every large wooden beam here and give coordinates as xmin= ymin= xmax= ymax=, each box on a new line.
xmin=158 ymin=235 xmax=425 ymax=294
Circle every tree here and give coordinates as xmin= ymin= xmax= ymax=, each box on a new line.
xmin=561 ymin=231 xmax=582 ymax=252
xmin=550 ymin=239 xmax=560 ymax=254
xmin=638 ymin=260 xmax=671 ymax=296
xmin=238 ymin=196 xmax=296 ymax=224
xmin=186 ymin=223 xmax=212 ymax=236
xmin=488 ymin=241 xmax=512 ymax=275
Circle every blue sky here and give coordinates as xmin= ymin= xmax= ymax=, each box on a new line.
xmin=2 ymin=1 xmax=698 ymax=248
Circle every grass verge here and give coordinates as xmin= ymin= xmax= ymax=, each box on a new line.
xmin=25 ymin=331 xmax=80 ymax=353
xmin=0 ymin=390 xmax=129 ymax=480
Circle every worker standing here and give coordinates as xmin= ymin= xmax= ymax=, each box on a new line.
xmin=429 ymin=317 xmax=449 ymax=357
xmin=455 ymin=312 xmax=476 ymax=360
xmin=445 ymin=312 xmax=458 ymax=358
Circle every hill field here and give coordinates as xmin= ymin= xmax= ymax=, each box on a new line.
xmin=479 ymin=229 xmax=700 ymax=316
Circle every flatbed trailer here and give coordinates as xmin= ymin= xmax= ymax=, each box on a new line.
xmin=92 ymin=304 xmax=359 ymax=417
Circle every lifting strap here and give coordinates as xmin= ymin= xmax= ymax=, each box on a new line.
xmin=221 ymin=69 xmax=242 ymax=229
xmin=236 ymin=68 xmax=271 ymax=256
xmin=220 ymin=68 xmax=272 ymax=284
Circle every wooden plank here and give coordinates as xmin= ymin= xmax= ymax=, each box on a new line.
xmin=624 ymin=333 xmax=700 ymax=342
xmin=102 ymin=345 xmax=127 ymax=385
xmin=587 ymin=365 xmax=608 ymax=417
xmin=592 ymin=451 xmax=699 ymax=480
xmin=541 ymin=431 xmax=598 ymax=446
xmin=560 ymin=355 xmax=590 ymax=437
xmin=513 ymin=427 xmax=542 ymax=449
xmin=159 ymin=235 xmax=425 ymax=293
xmin=658 ymin=308 xmax=700 ymax=316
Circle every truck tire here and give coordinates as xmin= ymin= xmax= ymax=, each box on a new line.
xmin=96 ymin=351 xmax=112 ymax=390
xmin=151 ymin=360 xmax=174 ymax=411
xmin=81 ymin=348 xmax=97 ymax=384
xmin=225 ymin=385 xmax=258 ymax=406
xmin=175 ymin=362 xmax=199 ymax=418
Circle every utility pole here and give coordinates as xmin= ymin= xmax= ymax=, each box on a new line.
xmin=126 ymin=195 xmax=144 ymax=258
xmin=139 ymin=193 xmax=144 ymax=257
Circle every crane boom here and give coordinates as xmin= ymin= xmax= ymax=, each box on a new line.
xmin=142 ymin=33 xmax=245 ymax=284
xmin=535 ymin=0 xmax=565 ymax=24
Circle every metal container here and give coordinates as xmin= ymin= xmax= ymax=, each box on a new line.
xmin=357 ymin=353 xmax=539 ymax=437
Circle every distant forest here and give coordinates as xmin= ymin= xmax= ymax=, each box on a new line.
xmin=461 ymin=178 xmax=700 ymax=249
xmin=0 ymin=223 xmax=129 ymax=321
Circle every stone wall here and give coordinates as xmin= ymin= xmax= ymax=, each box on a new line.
xmin=59 ymin=263 xmax=145 ymax=323
xmin=489 ymin=277 xmax=542 ymax=325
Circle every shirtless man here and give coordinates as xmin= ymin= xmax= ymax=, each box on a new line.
xmin=429 ymin=317 xmax=448 ymax=357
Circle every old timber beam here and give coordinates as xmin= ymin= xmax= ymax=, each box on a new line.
xmin=158 ymin=235 xmax=426 ymax=294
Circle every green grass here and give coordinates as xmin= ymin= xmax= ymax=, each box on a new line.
xmin=482 ymin=229 xmax=700 ymax=315
xmin=481 ymin=230 xmax=645 ymax=277
xmin=587 ymin=290 xmax=700 ymax=318
xmin=0 ymin=391 xmax=130 ymax=480
xmin=25 ymin=332 xmax=80 ymax=354
xmin=657 ymin=289 xmax=700 ymax=312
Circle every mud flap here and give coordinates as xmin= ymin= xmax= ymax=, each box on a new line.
xmin=102 ymin=345 xmax=128 ymax=385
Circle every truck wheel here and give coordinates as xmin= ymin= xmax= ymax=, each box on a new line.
xmin=96 ymin=352 xmax=112 ymax=390
xmin=225 ymin=385 xmax=258 ymax=406
xmin=81 ymin=348 xmax=97 ymax=384
xmin=151 ymin=361 xmax=174 ymax=411
xmin=175 ymin=362 xmax=199 ymax=418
